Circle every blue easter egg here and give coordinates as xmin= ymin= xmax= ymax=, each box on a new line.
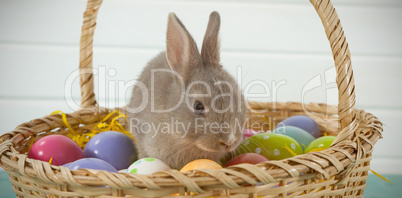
xmin=275 ymin=115 xmax=321 ymax=138
xmin=84 ymin=131 xmax=138 ymax=170
xmin=273 ymin=126 xmax=315 ymax=151
xmin=67 ymin=158 xmax=118 ymax=172
xmin=62 ymin=162 xmax=72 ymax=167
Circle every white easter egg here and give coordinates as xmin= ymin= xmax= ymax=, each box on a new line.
xmin=127 ymin=158 xmax=171 ymax=175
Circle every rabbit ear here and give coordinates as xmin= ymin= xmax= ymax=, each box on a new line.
xmin=166 ymin=13 xmax=201 ymax=80
xmin=201 ymin=11 xmax=221 ymax=66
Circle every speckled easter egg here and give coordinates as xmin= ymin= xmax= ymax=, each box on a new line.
xmin=275 ymin=115 xmax=321 ymax=138
xmin=273 ymin=126 xmax=315 ymax=151
xmin=225 ymin=153 xmax=269 ymax=167
xmin=304 ymin=136 xmax=336 ymax=153
xmin=127 ymin=158 xmax=171 ymax=175
xmin=237 ymin=133 xmax=303 ymax=160
xmin=180 ymin=159 xmax=222 ymax=172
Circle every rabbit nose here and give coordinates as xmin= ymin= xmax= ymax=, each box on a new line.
xmin=219 ymin=137 xmax=236 ymax=150
xmin=218 ymin=140 xmax=230 ymax=150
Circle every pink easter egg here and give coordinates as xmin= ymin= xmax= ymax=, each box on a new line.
xmin=28 ymin=135 xmax=84 ymax=165
xmin=225 ymin=153 xmax=269 ymax=167
xmin=243 ymin=129 xmax=258 ymax=140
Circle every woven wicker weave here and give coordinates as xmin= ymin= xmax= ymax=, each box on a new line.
xmin=0 ymin=0 xmax=383 ymax=197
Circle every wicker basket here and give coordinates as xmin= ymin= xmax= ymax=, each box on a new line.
xmin=0 ymin=0 xmax=383 ymax=197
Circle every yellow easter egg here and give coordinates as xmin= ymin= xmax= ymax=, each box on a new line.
xmin=180 ymin=159 xmax=222 ymax=172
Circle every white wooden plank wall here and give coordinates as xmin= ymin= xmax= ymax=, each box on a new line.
xmin=1 ymin=0 xmax=401 ymax=174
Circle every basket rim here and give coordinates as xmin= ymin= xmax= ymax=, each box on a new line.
xmin=0 ymin=102 xmax=383 ymax=192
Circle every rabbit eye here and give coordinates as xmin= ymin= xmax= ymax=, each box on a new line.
xmin=194 ymin=100 xmax=205 ymax=116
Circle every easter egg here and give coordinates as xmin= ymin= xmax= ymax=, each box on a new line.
xmin=304 ymin=136 xmax=336 ymax=153
xmin=127 ymin=158 xmax=171 ymax=175
xmin=273 ymin=126 xmax=315 ymax=151
xmin=225 ymin=153 xmax=269 ymax=167
xmin=62 ymin=162 xmax=72 ymax=167
xmin=180 ymin=159 xmax=222 ymax=172
xmin=67 ymin=158 xmax=118 ymax=172
xmin=237 ymin=133 xmax=303 ymax=160
xmin=84 ymin=131 xmax=137 ymax=170
xmin=28 ymin=135 xmax=83 ymax=166
xmin=243 ymin=129 xmax=258 ymax=140
xmin=275 ymin=115 xmax=321 ymax=138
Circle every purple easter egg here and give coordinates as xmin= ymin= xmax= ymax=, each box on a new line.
xmin=67 ymin=158 xmax=118 ymax=172
xmin=275 ymin=115 xmax=321 ymax=138
xmin=83 ymin=131 xmax=137 ymax=170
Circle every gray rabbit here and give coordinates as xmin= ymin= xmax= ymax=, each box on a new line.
xmin=127 ymin=11 xmax=247 ymax=169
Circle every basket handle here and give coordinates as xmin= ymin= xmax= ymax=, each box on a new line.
xmin=78 ymin=0 xmax=356 ymax=130
xmin=308 ymin=0 xmax=357 ymax=132
xmin=79 ymin=0 xmax=102 ymax=108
